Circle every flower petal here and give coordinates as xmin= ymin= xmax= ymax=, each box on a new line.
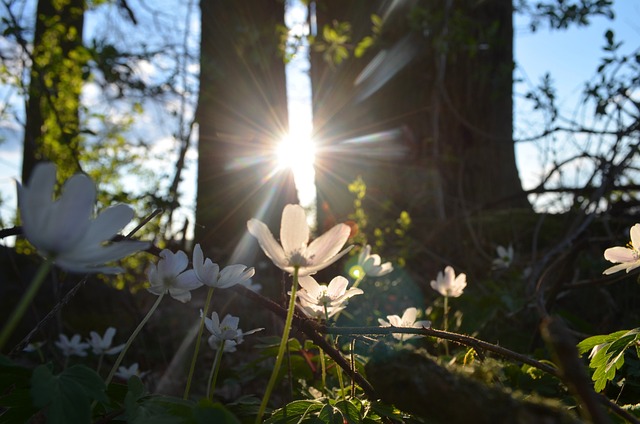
xmin=631 ymin=224 xmax=640 ymax=248
xmin=280 ymin=204 xmax=309 ymax=255
xmin=402 ymin=307 xmax=417 ymax=325
xmin=306 ymin=223 xmax=351 ymax=266
xmin=247 ymin=219 xmax=287 ymax=268
xmin=327 ymin=276 xmax=348 ymax=298
xmin=604 ymin=246 xmax=636 ymax=263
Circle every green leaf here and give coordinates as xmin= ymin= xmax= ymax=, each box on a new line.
xmin=31 ymin=364 xmax=107 ymax=424
xmin=192 ymin=399 xmax=241 ymax=424
xmin=335 ymin=400 xmax=361 ymax=423
xmin=264 ymin=399 xmax=324 ymax=423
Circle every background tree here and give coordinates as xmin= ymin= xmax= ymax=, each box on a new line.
xmin=21 ymin=0 xmax=87 ymax=183
xmin=196 ymin=0 xmax=297 ymax=265
xmin=310 ymin=0 xmax=528 ymax=233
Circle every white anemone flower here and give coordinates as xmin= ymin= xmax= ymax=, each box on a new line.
xmin=355 ymin=244 xmax=393 ymax=277
xmin=603 ymin=224 xmax=640 ymax=275
xmin=247 ymin=204 xmax=353 ymax=277
xmin=205 ymin=312 xmax=263 ymax=352
xmin=193 ymin=244 xmax=255 ymax=288
xmin=492 ymin=244 xmax=514 ymax=270
xmin=17 ymin=163 xmax=148 ymax=273
xmin=296 ymin=275 xmax=363 ymax=319
xmin=115 ymin=363 xmax=147 ymax=380
xmin=378 ymin=307 xmax=431 ymax=341
xmin=55 ymin=333 xmax=90 ymax=357
xmin=430 ymin=266 xmax=467 ymax=298
xmin=87 ymin=327 xmax=125 ymax=355
xmin=147 ymin=249 xmax=202 ymax=302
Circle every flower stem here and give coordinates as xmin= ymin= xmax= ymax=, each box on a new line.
xmin=443 ymin=295 xmax=449 ymax=356
xmin=0 ymin=259 xmax=52 ymax=352
xmin=207 ymin=340 xmax=225 ymax=400
xmin=105 ymin=293 xmax=165 ymax=386
xmin=255 ymin=267 xmax=299 ymax=424
xmin=184 ymin=286 xmax=215 ymax=400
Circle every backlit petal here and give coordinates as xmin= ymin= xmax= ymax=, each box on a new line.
xmin=280 ymin=204 xmax=309 ymax=254
xmin=247 ymin=219 xmax=287 ymax=268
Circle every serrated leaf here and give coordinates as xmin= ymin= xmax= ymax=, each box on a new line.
xmin=265 ymin=399 xmax=324 ymax=423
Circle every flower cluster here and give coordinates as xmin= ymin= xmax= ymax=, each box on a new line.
xmin=204 ymin=312 xmax=263 ymax=352
xmin=378 ymin=307 xmax=431 ymax=341
xmin=603 ymin=224 xmax=640 ymax=275
xmin=296 ymin=275 xmax=363 ymax=319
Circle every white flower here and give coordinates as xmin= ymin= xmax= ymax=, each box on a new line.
xmin=205 ymin=312 xmax=263 ymax=353
xmin=55 ymin=333 xmax=90 ymax=357
xmin=87 ymin=327 xmax=125 ymax=355
xmin=23 ymin=341 xmax=45 ymax=353
xmin=378 ymin=307 xmax=431 ymax=341
xmin=430 ymin=266 xmax=467 ymax=298
xmin=193 ymin=244 xmax=255 ymax=288
xmin=17 ymin=163 xmax=149 ymax=273
xmin=355 ymin=244 xmax=393 ymax=277
xmin=147 ymin=249 xmax=202 ymax=302
xmin=247 ymin=204 xmax=353 ymax=277
xmin=492 ymin=244 xmax=514 ymax=270
xmin=603 ymin=224 xmax=640 ymax=275
xmin=115 ymin=363 xmax=147 ymax=380
xmin=296 ymin=275 xmax=363 ymax=319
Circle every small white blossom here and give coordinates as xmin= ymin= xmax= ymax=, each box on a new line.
xmin=115 ymin=363 xmax=147 ymax=380
xmin=23 ymin=341 xmax=45 ymax=353
xmin=356 ymin=244 xmax=393 ymax=277
xmin=55 ymin=333 xmax=90 ymax=357
xmin=87 ymin=327 xmax=125 ymax=355
xmin=378 ymin=307 xmax=431 ymax=341
xmin=17 ymin=163 xmax=148 ymax=273
xmin=430 ymin=266 xmax=467 ymax=298
xmin=603 ymin=224 xmax=640 ymax=275
xmin=247 ymin=204 xmax=353 ymax=277
xmin=296 ymin=275 xmax=363 ymax=319
xmin=205 ymin=312 xmax=263 ymax=352
xmin=492 ymin=244 xmax=514 ymax=270
xmin=147 ymin=249 xmax=202 ymax=302
xmin=193 ymin=244 xmax=255 ymax=288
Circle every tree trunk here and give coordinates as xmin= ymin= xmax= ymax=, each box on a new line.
xmin=22 ymin=0 xmax=86 ymax=183
xmin=310 ymin=0 xmax=529 ymax=230
xmin=196 ymin=0 xmax=297 ymax=265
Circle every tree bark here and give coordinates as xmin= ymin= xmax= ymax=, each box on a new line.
xmin=22 ymin=0 xmax=86 ymax=183
xmin=310 ymin=0 xmax=529 ymax=229
xmin=196 ymin=0 xmax=297 ymax=265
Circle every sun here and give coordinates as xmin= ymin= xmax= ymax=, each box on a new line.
xmin=276 ymin=134 xmax=316 ymax=172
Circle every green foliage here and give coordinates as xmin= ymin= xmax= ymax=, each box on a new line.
xmin=30 ymin=363 xmax=108 ymax=424
xmin=578 ymin=328 xmax=640 ymax=392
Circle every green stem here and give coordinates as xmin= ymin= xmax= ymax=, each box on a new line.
xmin=255 ymin=267 xmax=299 ymax=424
xmin=0 ymin=259 xmax=52 ymax=352
xmin=443 ymin=295 xmax=449 ymax=356
xmin=207 ymin=340 xmax=225 ymax=400
xmin=105 ymin=293 xmax=165 ymax=386
xmin=184 ymin=286 xmax=215 ymax=400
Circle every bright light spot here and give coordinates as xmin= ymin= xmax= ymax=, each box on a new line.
xmin=276 ymin=134 xmax=316 ymax=173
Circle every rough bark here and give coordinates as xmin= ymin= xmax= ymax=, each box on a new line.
xmin=196 ymin=0 xmax=297 ymax=265
xmin=22 ymin=0 xmax=86 ymax=182
xmin=310 ymin=0 xmax=529 ymax=229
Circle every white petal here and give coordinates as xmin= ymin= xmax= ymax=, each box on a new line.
xmin=247 ymin=219 xmax=287 ymax=268
xmin=75 ymin=204 xmax=134 ymax=246
xmin=630 ymin=224 xmax=640 ymax=248
xmin=48 ymin=174 xmax=96 ymax=251
xmin=301 ymin=246 xmax=353 ymax=277
xmin=280 ymin=204 xmax=309 ymax=255
xmin=306 ymin=223 xmax=351 ymax=265
xmin=327 ymin=276 xmax=348 ymax=298
xmin=298 ymin=275 xmax=322 ymax=298
xmin=169 ymin=288 xmax=192 ymax=303
xmin=402 ymin=307 xmax=418 ymax=325
xmin=604 ymin=246 xmax=635 ymax=263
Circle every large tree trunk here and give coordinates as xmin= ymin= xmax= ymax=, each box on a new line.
xmin=22 ymin=0 xmax=86 ymax=183
xmin=310 ymin=0 xmax=528 ymax=230
xmin=196 ymin=0 xmax=297 ymax=265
